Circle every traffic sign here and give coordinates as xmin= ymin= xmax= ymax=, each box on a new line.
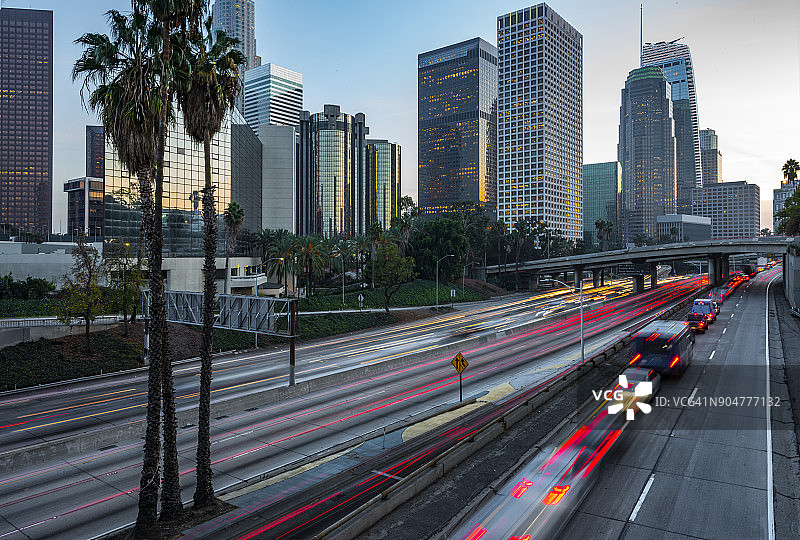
xmin=358 ymin=293 xmax=364 ymax=309
xmin=451 ymin=352 xmax=468 ymax=374
xmin=451 ymin=352 xmax=468 ymax=402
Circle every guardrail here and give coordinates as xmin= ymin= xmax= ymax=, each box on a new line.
xmin=0 ymin=315 xmax=122 ymax=329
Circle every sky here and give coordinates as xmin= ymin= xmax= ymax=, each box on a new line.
xmin=4 ymin=0 xmax=799 ymax=232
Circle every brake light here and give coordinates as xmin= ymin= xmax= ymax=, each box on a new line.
xmin=669 ymin=356 xmax=680 ymax=368
xmin=542 ymin=485 xmax=570 ymax=505
xmin=510 ymin=478 xmax=533 ymax=499
xmin=629 ymin=353 xmax=642 ymax=365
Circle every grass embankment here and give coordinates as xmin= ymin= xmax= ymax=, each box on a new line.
xmin=298 ymin=279 xmax=487 ymax=311
xmin=0 ymin=311 xmax=403 ymax=390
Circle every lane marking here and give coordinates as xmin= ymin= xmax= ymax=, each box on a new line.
xmin=722 ymin=328 xmax=727 ymax=335
xmin=766 ymin=272 xmax=778 ymax=540
xmin=730 ymin=314 xmax=734 ymax=318
xmin=708 ymin=350 xmax=716 ymax=360
xmin=629 ymin=474 xmax=655 ymax=522
xmin=372 ymin=469 xmax=403 ymax=481
xmin=689 ymin=387 xmax=698 ymax=401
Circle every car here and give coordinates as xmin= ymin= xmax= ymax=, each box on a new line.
xmin=692 ymin=299 xmax=716 ymax=323
xmin=686 ymin=312 xmax=707 ymax=334
xmin=618 ymin=366 xmax=661 ymax=403
xmin=630 ymin=320 xmax=694 ymax=377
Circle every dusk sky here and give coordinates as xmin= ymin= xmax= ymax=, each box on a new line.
xmin=4 ymin=0 xmax=798 ymax=232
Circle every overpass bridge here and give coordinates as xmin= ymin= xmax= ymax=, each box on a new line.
xmin=480 ymin=237 xmax=793 ymax=292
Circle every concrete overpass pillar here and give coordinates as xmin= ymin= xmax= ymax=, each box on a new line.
xmin=592 ymin=270 xmax=600 ymax=288
xmin=574 ymin=265 xmax=584 ymax=292
xmin=707 ymin=256 xmax=722 ymax=286
xmin=721 ymin=255 xmax=730 ymax=282
xmin=600 ymin=268 xmax=605 ymax=286
xmin=650 ymin=262 xmax=658 ymax=289
xmin=633 ymin=274 xmax=645 ymax=294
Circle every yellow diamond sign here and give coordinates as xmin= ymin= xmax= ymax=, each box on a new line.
xmin=451 ymin=352 xmax=468 ymax=374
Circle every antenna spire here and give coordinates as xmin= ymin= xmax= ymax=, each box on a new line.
xmin=639 ymin=3 xmax=643 ymax=66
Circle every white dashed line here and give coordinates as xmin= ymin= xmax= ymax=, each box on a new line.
xmin=629 ymin=474 xmax=655 ymax=522
xmin=689 ymin=387 xmax=698 ymax=401
xmin=730 ymin=314 xmax=734 ymax=318
xmin=709 ymin=350 xmax=716 ymax=360
xmin=372 ymin=469 xmax=403 ymax=480
xmin=722 ymin=328 xmax=727 ymax=334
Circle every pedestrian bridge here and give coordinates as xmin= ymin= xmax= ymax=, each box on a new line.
xmin=481 ymin=237 xmax=794 ymax=292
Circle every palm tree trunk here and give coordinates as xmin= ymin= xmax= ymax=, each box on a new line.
xmin=194 ymin=134 xmax=217 ymax=508
xmin=154 ymin=19 xmax=182 ymax=524
xmin=133 ymin=168 xmax=163 ymax=538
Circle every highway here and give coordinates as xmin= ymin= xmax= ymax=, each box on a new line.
xmin=0 ymin=276 xmax=700 ymax=539
xmin=0 ymin=280 xmax=638 ymax=453
xmin=446 ymin=266 xmax=783 ymax=540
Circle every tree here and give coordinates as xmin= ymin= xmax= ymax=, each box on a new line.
xmin=777 ymin=184 xmax=800 ymax=236
xmin=176 ymin=15 xmax=244 ymax=509
xmin=104 ymin=241 xmax=144 ymax=337
xmin=223 ymin=201 xmax=245 ymax=294
xmin=760 ymin=228 xmax=772 ymax=237
xmin=73 ymin=6 xmax=174 ymax=533
xmin=58 ymin=235 xmax=104 ymax=354
xmin=408 ymin=217 xmax=468 ymax=281
xmin=367 ymin=221 xmax=384 ymax=288
xmin=266 ymin=232 xmax=295 ymax=295
xmin=365 ymin=243 xmax=416 ymax=313
xmin=782 ymin=159 xmax=799 ymax=184
xmin=295 ymin=236 xmax=325 ymax=296
xmin=595 ymin=219 xmax=613 ymax=251
xmin=512 ymin=218 xmax=532 ymax=291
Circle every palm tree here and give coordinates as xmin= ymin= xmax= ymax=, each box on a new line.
xmin=296 ymin=236 xmax=325 ymax=296
xmin=595 ymin=219 xmax=613 ymax=251
xmin=73 ymin=8 xmax=169 ymax=535
xmin=783 ymin=159 xmax=799 ymax=185
xmin=368 ymin=222 xmax=384 ymax=289
xmin=353 ymin=234 xmax=370 ymax=284
xmin=175 ymin=15 xmax=244 ymax=509
xmin=223 ymin=201 xmax=245 ymax=294
xmin=266 ymin=233 xmax=295 ymax=295
xmin=132 ymin=0 xmax=207 ymax=525
xmin=512 ymin=218 xmax=531 ymax=291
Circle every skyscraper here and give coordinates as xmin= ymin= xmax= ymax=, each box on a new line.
xmin=641 ymin=40 xmax=701 ymax=214
xmin=243 ymin=63 xmax=303 ymax=130
xmin=297 ymin=105 xmax=370 ymax=238
xmin=497 ymin=4 xmax=583 ymax=240
xmin=618 ymin=66 xmax=677 ymax=243
xmin=417 ymin=38 xmax=497 ymax=218
xmin=582 ymin=162 xmax=621 ymax=247
xmin=692 ymin=181 xmax=760 ymax=239
xmin=212 ymin=0 xmax=260 ymax=70
xmin=0 ymin=8 xmax=53 ymax=234
xmin=699 ymin=128 xmax=722 ymax=185
xmin=366 ymin=140 xmax=401 ymax=230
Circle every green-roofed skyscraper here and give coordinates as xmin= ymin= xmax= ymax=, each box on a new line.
xmin=617 ymin=66 xmax=676 ymax=244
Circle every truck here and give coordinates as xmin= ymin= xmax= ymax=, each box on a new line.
xmin=757 ymin=257 xmax=768 ymax=268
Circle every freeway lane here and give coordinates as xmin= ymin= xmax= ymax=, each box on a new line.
xmin=0 ymin=278 xmax=703 ymax=539
xmin=177 ymin=278 xmax=704 ymax=540
xmin=558 ymin=266 xmax=783 ymax=539
xmin=0 ymin=280 xmax=640 ymax=452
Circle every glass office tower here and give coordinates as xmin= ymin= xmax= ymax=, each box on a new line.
xmin=243 ymin=63 xmax=303 ymax=130
xmin=297 ymin=105 xmax=369 ymax=238
xmin=618 ymin=66 xmax=676 ymax=243
xmin=641 ymin=40 xmax=702 ymax=214
xmin=699 ymin=128 xmax=721 ymax=185
xmin=497 ymin=4 xmax=583 ymax=240
xmin=582 ymin=162 xmax=621 ymax=247
xmin=103 ymin=110 xmax=232 ymax=255
xmin=366 ymin=140 xmax=401 ymax=230
xmin=212 ymin=0 xmax=260 ymax=70
xmin=418 ymin=38 xmax=497 ymax=219
xmin=0 ymin=7 xmax=53 ymax=234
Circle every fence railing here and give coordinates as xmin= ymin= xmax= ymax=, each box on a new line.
xmin=0 ymin=315 xmax=122 ymax=329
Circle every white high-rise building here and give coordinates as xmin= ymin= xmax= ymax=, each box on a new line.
xmin=243 ymin=63 xmax=303 ymax=130
xmin=212 ymin=0 xmax=260 ymax=70
xmin=497 ymin=3 xmax=583 ymax=240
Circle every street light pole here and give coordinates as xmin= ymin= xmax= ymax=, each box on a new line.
xmin=436 ymin=254 xmax=454 ymax=312
xmin=546 ymin=277 xmax=585 ymax=364
xmin=341 ymin=254 xmax=345 ymax=307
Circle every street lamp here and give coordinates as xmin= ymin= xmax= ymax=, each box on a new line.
xmin=544 ymin=277 xmax=585 ymax=365
xmin=338 ymin=252 xmax=346 ymax=306
xmin=436 ymin=254 xmax=454 ymax=312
